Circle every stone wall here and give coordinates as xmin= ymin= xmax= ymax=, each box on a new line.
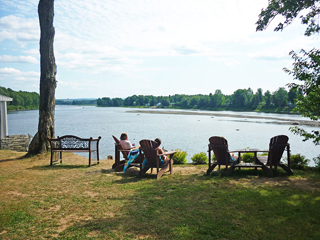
xmin=0 ymin=135 xmax=32 ymax=152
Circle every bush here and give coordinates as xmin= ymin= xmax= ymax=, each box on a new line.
xmin=290 ymin=154 xmax=310 ymax=170
xmin=172 ymin=149 xmax=187 ymax=164
xmin=242 ymin=153 xmax=254 ymax=163
xmin=313 ymin=155 xmax=320 ymax=171
xmin=191 ymin=152 xmax=208 ymax=165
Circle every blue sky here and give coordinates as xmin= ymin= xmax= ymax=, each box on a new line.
xmin=1 ymin=0 xmax=319 ymax=99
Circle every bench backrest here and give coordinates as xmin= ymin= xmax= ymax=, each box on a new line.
xmin=49 ymin=135 xmax=94 ymax=150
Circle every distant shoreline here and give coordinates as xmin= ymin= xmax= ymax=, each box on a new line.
xmin=127 ymin=109 xmax=320 ymax=127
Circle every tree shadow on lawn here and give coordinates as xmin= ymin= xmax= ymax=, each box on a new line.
xmin=209 ymin=167 xmax=292 ymax=179
xmin=55 ymin=173 xmax=320 ymax=239
xmin=0 ymin=153 xmax=28 ymax=164
xmin=28 ymin=164 xmax=90 ymax=170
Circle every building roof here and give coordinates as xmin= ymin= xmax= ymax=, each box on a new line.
xmin=0 ymin=94 xmax=13 ymax=101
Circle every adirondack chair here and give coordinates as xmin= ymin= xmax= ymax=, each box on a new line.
xmin=139 ymin=139 xmax=176 ymax=179
xmin=207 ymin=136 xmax=238 ymax=175
xmin=112 ymin=135 xmax=140 ymax=172
xmin=256 ymin=135 xmax=293 ymax=175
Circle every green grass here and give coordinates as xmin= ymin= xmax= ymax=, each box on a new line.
xmin=1 ymin=150 xmax=320 ymax=239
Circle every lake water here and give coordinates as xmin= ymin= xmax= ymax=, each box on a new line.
xmin=7 ymin=105 xmax=320 ymax=165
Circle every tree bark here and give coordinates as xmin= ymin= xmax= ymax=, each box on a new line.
xmin=29 ymin=0 xmax=56 ymax=154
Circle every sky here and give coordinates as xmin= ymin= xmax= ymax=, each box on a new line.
xmin=1 ymin=0 xmax=320 ymax=99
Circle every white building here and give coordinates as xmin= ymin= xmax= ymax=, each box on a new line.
xmin=0 ymin=94 xmax=13 ymax=139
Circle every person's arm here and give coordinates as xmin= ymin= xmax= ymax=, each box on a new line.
xmin=157 ymin=148 xmax=168 ymax=161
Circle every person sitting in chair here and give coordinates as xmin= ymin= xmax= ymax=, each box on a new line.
xmin=154 ymin=138 xmax=169 ymax=163
xmin=142 ymin=138 xmax=169 ymax=169
xmin=121 ymin=132 xmax=139 ymax=173
xmin=119 ymin=132 xmax=133 ymax=150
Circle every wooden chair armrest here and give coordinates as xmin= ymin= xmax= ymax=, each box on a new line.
xmin=159 ymin=150 xmax=177 ymax=156
xmin=228 ymin=150 xmax=238 ymax=153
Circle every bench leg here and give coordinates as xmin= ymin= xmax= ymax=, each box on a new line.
xmin=97 ymin=151 xmax=99 ymax=164
xmin=50 ymin=151 xmax=53 ymax=166
xmin=89 ymin=152 xmax=91 ymax=167
xmin=60 ymin=152 xmax=62 ymax=163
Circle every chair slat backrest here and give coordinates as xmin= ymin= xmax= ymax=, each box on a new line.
xmin=208 ymin=136 xmax=229 ymax=165
xmin=139 ymin=139 xmax=159 ymax=167
xmin=267 ymin=135 xmax=289 ymax=166
xmin=112 ymin=135 xmax=129 ymax=159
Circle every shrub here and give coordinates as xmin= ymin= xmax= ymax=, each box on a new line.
xmin=242 ymin=153 xmax=254 ymax=163
xmin=290 ymin=154 xmax=310 ymax=170
xmin=191 ymin=152 xmax=208 ymax=165
xmin=313 ymin=155 xmax=320 ymax=171
xmin=172 ymin=149 xmax=187 ymax=164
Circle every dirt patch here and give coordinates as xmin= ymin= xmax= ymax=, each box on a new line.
xmin=172 ymin=165 xmax=207 ymax=175
xmin=53 ymin=214 xmax=93 ymax=237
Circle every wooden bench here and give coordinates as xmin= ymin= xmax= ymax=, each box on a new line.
xmin=48 ymin=135 xmax=101 ymax=167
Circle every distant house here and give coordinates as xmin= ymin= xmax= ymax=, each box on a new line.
xmin=0 ymin=94 xmax=13 ymax=139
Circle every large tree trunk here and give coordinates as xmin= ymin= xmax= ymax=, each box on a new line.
xmin=29 ymin=0 xmax=56 ymax=154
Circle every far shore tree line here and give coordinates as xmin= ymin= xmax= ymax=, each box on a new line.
xmin=0 ymin=85 xmax=302 ymax=113
xmin=96 ymin=87 xmax=301 ymax=112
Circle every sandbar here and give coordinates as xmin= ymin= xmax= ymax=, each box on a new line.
xmin=127 ymin=109 xmax=320 ymax=127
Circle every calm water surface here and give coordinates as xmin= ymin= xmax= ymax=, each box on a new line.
xmin=8 ymin=106 xmax=319 ymax=165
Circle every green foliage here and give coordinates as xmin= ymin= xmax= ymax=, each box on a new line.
xmin=0 ymin=86 xmax=39 ymax=111
xmin=256 ymin=0 xmax=320 ymax=37
xmin=172 ymin=149 xmax=187 ymax=164
xmin=290 ymin=154 xmax=310 ymax=170
xmin=256 ymin=1 xmax=320 ymax=146
xmin=272 ymin=87 xmax=288 ymax=107
xmin=313 ymin=155 xmax=320 ymax=171
xmin=286 ymin=49 xmax=320 ymax=145
xmin=56 ymin=99 xmax=97 ymax=105
xmin=191 ymin=152 xmax=208 ymax=165
xmin=242 ymin=153 xmax=254 ymax=163
xmin=96 ymin=88 xmax=296 ymax=112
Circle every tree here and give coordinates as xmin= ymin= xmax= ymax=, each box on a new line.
xmin=264 ymin=90 xmax=272 ymax=108
xmin=285 ymin=49 xmax=320 ymax=144
xmin=256 ymin=0 xmax=320 ymax=145
xmin=29 ymin=0 xmax=57 ymax=154
xmin=256 ymin=0 xmax=320 ymax=37
xmin=161 ymin=99 xmax=170 ymax=107
xmin=288 ymin=86 xmax=298 ymax=104
xmin=272 ymin=87 xmax=288 ymax=107
xmin=231 ymin=89 xmax=248 ymax=108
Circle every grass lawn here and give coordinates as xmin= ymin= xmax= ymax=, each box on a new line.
xmin=1 ymin=150 xmax=320 ymax=239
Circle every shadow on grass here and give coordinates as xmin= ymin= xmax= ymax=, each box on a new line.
xmin=0 ymin=153 xmax=29 ymax=164
xmin=208 ymin=167 xmax=292 ymax=178
xmin=57 ymin=172 xmax=320 ymax=239
xmin=28 ymin=164 xmax=90 ymax=170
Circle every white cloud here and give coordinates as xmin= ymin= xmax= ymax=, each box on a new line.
xmin=0 ymin=15 xmax=39 ymax=43
xmin=0 ymin=67 xmax=21 ymax=74
xmin=24 ymin=48 xmax=39 ymax=55
xmin=0 ymin=67 xmax=38 ymax=77
xmin=0 ymin=55 xmax=39 ymax=64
